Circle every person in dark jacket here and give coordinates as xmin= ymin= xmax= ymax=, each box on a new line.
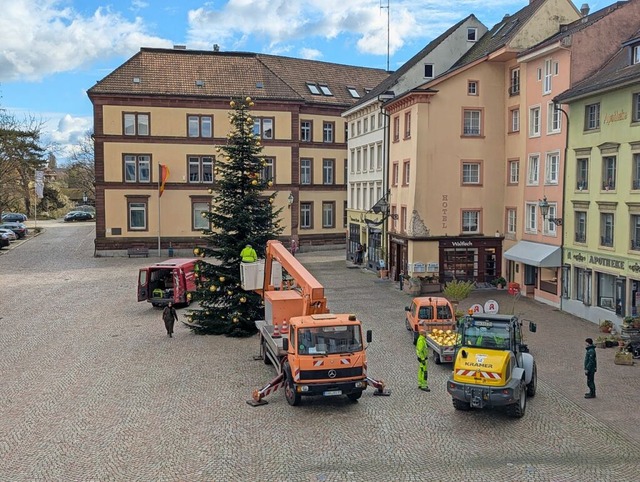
xmin=584 ymin=337 xmax=597 ymax=398
xmin=163 ymin=302 xmax=178 ymax=338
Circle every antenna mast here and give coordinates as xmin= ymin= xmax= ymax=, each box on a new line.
xmin=380 ymin=0 xmax=390 ymax=71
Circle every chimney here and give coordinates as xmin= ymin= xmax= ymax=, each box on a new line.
xmin=580 ymin=3 xmax=590 ymax=16
xmin=213 ymin=44 xmax=220 ymax=52
xmin=173 ymin=44 xmax=187 ymax=50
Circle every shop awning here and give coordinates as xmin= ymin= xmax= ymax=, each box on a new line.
xmin=503 ymin=241 xmax=561 ymax=267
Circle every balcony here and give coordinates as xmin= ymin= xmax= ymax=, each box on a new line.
xmin=601 ymin=236 xmax=614 ymax=247
xmin=575 ymin=232 xmax=586 ymax=243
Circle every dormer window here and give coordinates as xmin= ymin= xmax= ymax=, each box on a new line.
xmin=306 ymin=83 xmax=321 ymax=95
xmin=634 ymin=45 xmax=640 ymax=64
xmin=347 ymin=87 xmax=360 ymax=98
xmin=467 ymin=27 xmax=477 ymax=42
xmin=424 ymin=64 xmax=434 ymax=79
xmin=319 ymin=84 xmax=333 ymax=96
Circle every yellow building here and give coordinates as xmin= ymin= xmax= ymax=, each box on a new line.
xmin=88 ymin=47 xmax=389 ymax=256
xmin=385 ymin=0 xmax=578 ymax=284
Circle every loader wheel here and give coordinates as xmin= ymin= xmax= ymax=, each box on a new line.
xmin=507 ymin=380 xmax=527 ymax=418
xmin=283 ymin=364 xmax=300 ymax=406
xmin=433 ymin=352 xmax=442 ymax=365
xmin=347 ymin=391 xmax=362 ymax=402
xmin=452 ymin=398 xmax=471 ymax=411
xmin=526 ymin=362 xmax=537 ymax=397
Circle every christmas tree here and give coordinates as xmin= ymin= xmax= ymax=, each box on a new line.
xmin=186 ymin=96 xmax=283 ymax=336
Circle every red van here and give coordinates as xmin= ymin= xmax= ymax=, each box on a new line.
xmin=137 ymin=259 xmax=198 ymax=307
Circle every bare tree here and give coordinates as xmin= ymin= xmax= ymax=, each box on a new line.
xmin=66 ymin=130 xmax=95 ymax=200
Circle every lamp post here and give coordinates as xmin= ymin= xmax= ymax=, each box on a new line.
xmin=538 ymin=195 xmax=563 ymax=226
xmin=287 ymin=192 xmax=294 ymax=209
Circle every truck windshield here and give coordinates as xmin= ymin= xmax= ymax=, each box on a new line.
xmin=462 ymin=324 xmax=510 ymax=349
xmin=297 ymin=326 xmax=362 ymax=355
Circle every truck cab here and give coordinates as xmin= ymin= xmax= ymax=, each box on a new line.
xmin=404 ymin=296 xmax=456 ymax=344
xmin=137 ymin=259 xmax=197 ymax=307
xmin=447 ymin=313 xmax=537 ymax=418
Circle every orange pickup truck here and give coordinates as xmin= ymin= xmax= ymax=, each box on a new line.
xmin=404 ymin=296 xmax=456 ymax=344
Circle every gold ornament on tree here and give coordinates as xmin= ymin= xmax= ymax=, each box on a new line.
xmin=219 ymin=276 xmax=225 ymax=282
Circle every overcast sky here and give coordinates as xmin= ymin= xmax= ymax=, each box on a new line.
xmin=0 ymin=0 xmax=604 ymax=163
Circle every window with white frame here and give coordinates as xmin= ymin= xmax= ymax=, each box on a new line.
xmin=507 ymin=208 xmax=517 ymax=233
xmin=301 ymin=158 xmax=312 ymax=185
xmin=401 ymin=206 xmax=407 ymax=232
xmin=545 ymin=152 xmax=559 ymax=184
xmin=300 ymin=202 xmax=312 ymax=228
xmin=363 ymin=117 xmax=368 ymax=133
xmin=322 ymin=202 xmax=335 ymax=228
xmin=376 ymin=143 xmax=383 ymax=169
xmin=260 ymin=157 xmax=274 ymax=182
xmin=188 ymin=156 xmax=214 ymax=183
xmin=253 ymin=117 xmax=274 ymax=139
xmin=543 ymin=203 xmax=557 ymax=235
xmin=392 ymin=162 xmax=399 ymax=186
xmin=301 ymin=120 xmax=312 ymax=142
xmin=467 ymin=27 xmax=477 ymax=41
xmin=600 ymin=212 xmax=614 ymax=247
xmin=347 ymin=87 xmax=360 ymax=98
xmin=403 ymin=160 xmax=410 ymax=185
xmin=391 ymin=205 xmax=398 ymax=231
xmin=462 ymin=211 xmax=479 ymax=233
xmin=370 ymin=114 xmax=376 ymax=130
xmin=577 ymin=158 xmax=589 ymax=190
xmin=424 ymin=64 xmax=434 ymax=78
xmin=188 ymin=115 xmax=212 ymax=138
xmin=463 ymin=109 xmax=481 ymax=136
xmin=349 ymin=150 xmax=355 ymax=173
xmin=633 ymin=92 xmax=640 ymax=122
xmin=527 ymin=155 xmax=539 ymax=185
xmin=124 ymin=155 xmax=151 ymax=183
xmin=323 ymin=159 xmax=335 ymax=185
xmin=575 ymin=211 xmax=587 ymax=243
xmin=193 ymin=201 xmax=210 ymax=230
xmin=462 ymin=162 xmax=480 ymax=184
xmin=362 ymin=148 xmax=368 ymax=172
xmin=633 ymin=153 xmax=640 ymax=190
xmin=369 ymin=145 xmax=375 ymax=170
xmin=509 ymin=160 xmax=519 ymax=184
xmin=585 ymin=103 xmax=601 ymax=130
xmin=547 ymin=102 xmax=561 ymax=133
xmin=543 ymin=59 xmax=552 ymax=94
xmin=468 ymin=81 xmax=478 ymax=95
xmin=529 ymin=106 xmax=541 ymax=137
xmin=602 ymin=156 xmax=616 ymax=190
xmin=633 ymin=45 xmax=640 ymax=64
xmin=526 ymin=203 xmax=537 ymax=232
xmin=510 ymin=108 xmax=520 ymax=132
xmin=510 ymin=68 xmax=520 ymax=95
xmin=124 ymin=112 xmax=149 ymax=136
xmin=404 ymin=112 xmax=411 ymax=138
xmin=128 ymin=200 xmax=147 ymax=230
xmin=356 ymin=149 xmax=361 ymax=172
xmin=323 ymin=122 xmax=334 ymax=143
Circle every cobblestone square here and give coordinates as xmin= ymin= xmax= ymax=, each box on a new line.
xmin=1 ymin=221 xmax=639 ymax=481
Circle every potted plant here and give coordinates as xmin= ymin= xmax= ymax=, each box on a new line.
xmin=443 ymin=279 xmax=475 ymax=314
xmin=491 ymin=277 xmax=507 ymax=289
xmin=599 ymin=319 xmax=613 ymax=333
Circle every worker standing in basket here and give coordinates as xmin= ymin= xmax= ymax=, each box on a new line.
xmin=416 ymin=323 xmax=430 ymax=392
xmin=240 ymin=244 xmax=258 ymax=263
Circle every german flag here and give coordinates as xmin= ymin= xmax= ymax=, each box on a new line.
xmin=159 ymin=164 xmax=170 ymax=197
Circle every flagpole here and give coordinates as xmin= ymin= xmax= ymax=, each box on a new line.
xmin=158 ymin=163 xmax=161 ymax=256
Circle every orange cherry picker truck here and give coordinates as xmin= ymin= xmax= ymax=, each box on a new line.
xmin=242 ymin=240 xmax=389 ymax=406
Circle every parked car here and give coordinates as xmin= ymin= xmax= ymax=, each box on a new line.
xmin=2 ymin=213 xmax=27 ymax=222
xmin=0 ymin=232 xmax=9 ymax=248
xmin=0 ymin=222 xmax=28 ymax=239
xmin=64 ymin=211 xmax=94 ymax=222
xmin=0 ymin=228 xmax=17 ymax=241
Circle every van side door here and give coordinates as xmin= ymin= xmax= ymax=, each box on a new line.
xmin=137 ymin=268 xmax=150 ymax=301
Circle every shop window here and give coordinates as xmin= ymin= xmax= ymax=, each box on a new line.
xmin=597 ymin=272 xmax=616 ymax=311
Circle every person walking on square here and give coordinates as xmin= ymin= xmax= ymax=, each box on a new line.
xmin=163 ymin=302 xmax=178 ymax=338
xmin=290 ymin=238 xmax=298 ymax=257
xmin=584 ymin=337 xmax=597 ymax=398
xmin=416 ymin=323 xmax=430 ymax=392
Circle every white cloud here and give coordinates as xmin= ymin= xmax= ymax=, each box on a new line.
xmin=0 ymin=0 xmax=172 ymax=82
xmin=47 ymin=114 xmax=93 ymax=163
xmin=186 ymin=0 xmax=471 ymax=58
xmin=298 ymin=48 xmax=322 ymax=60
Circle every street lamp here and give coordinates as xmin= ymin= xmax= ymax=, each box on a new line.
xmin=538 ymin=196 xmax=563 ymax=226
xmin=287 ymin=192 xmax=294 ymax=208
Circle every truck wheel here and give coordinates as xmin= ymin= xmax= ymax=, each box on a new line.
xmin=347 ymin=391 xmax=362 ymax=402
xmin=260 ymin=337 xmax=272 ymax=365
xmin=433 ymin=352 xmax=442 ymax=365
xmin=527 ymin=362 xmax=537 ymax=397
xmin=507 ymin=381 xmax=527 ymax=418
xmin=452 ymin=398 xmax=471 ymax=411
xmin=283 ymin=365 xmax=300 ymax=406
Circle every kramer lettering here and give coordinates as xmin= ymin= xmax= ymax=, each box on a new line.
xmin=464 ymin=361 xmax=494 ymax=369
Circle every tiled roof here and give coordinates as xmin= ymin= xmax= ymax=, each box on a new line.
xmin=88 ymin=48 xmax=389 ymax=107
xmin=451 ymin=0 xmax=547 ymax=69
xmin=354 ymin=14 xmax=480 ymax=105
xmin=518 ymin=1 xmax=630 ymax=58
xmin=555 ymin=30 xmax=640 ymax=102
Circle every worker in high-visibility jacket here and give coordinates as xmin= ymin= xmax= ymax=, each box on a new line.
xmin=240 ymin=244 xmax=257 ymax=263
xmin=416 ymin=323 xmax=430 ymax=392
